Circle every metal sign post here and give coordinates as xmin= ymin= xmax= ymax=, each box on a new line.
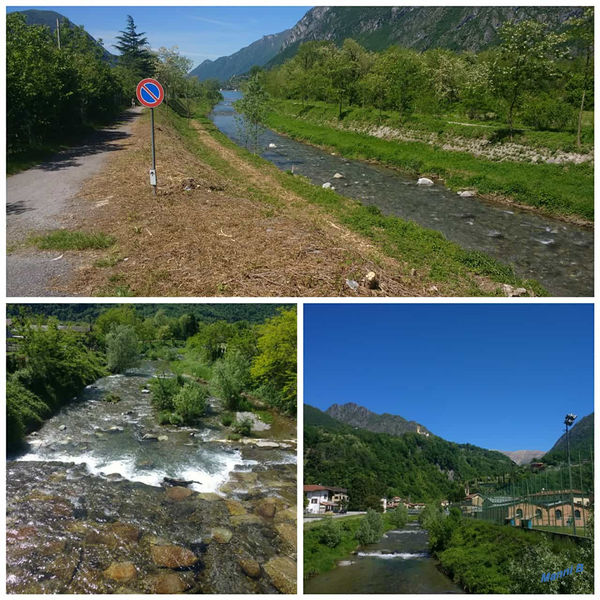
xmin=136 ymin=78 xmax=164 ymax=195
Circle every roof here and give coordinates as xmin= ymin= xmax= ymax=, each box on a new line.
xmin=303 ymin=485 xmax=347 ymax=493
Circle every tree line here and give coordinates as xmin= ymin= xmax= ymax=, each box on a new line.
xmin=7 ymin=13 xmax=221 ymax=159
xmin=260 ymin=11 xmax=593 ymax=142
xmin=6 ymin=305 xmax=296 ymax=451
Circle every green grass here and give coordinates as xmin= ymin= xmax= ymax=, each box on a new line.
xmin=169 ymin=348 xmax=212 ymax=381
xmin=31 ymin=230 xmax=115 ymax=251
xmin=266 ymin=102 xmax=593 ymax=222
xmin=171 ymin=108 xmax=546 ymax=296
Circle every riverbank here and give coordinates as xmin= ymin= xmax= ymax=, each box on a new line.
xmin=52 ymin=103 xmax=544 ymax=296
xmin=265 ymin=100 xmax=594 ymax=224
xmin=7 ymin=361 xmax=297 ymax=593
xmin=426 ymin=516 xmax=593 ymax=593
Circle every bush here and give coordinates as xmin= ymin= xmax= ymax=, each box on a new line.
xmin=149 ymin=375 xmax=180 ymax=411
xmin=355 ymin=509 xmax=383 ymax=546
xmin=232 ymin=417 xmax=253 ymax=437
xmin=521 ymin=94 xmax=576 ymax=131
xmin=103 ymin=392 xmax=121 ymax=403
xmin=221 ymin=412 xmax=234 ymax=427
xmin=173 ymin=382 xmax=209 ymax=423
xmin=318 ymin=518 xmax=343 ymax=548
xmin=388 ymin=505 xmax=408 ymax=529
xmin=210 ymin=350 xmax=251 ymax=411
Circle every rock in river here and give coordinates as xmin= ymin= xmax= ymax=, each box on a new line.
xmin=239 ymin=559 xmax=261 ymax=579
xmin=417 ymin=177 xmax=434 ymax=186
xmin=211 ymin=527 xmax=233 ymax=544
xmin=103 ymin=562 xmax=137 ymax=582
xmin=151 ymin=544 xmax=198 ymax=568
xmin=153 ymin=572 xmax=190 ymax=594
xmin=165 ymin=486 xmax=194 ymax=501
xmin=264 ymin=556 xmax=296 ymax=594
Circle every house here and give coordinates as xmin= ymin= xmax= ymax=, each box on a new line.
xmin=304 ymin=485 xmax=349 ymax=514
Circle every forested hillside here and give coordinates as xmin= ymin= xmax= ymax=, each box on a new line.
xmin=542 ymin=412 xmax=594 ymax=464
xmin=7 ymin=303 xmax=289 ymax=324
xmin=304 ymin=405 xmax=514 ymax=507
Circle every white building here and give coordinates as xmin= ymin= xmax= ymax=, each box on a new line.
xmin=304 ymin=485 xmax=349 ymax=514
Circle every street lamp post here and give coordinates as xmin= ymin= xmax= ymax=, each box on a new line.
xmin=564 ymin=413 xmax=577 ymax=536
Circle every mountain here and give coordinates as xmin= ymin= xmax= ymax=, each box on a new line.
xmin=15 ymin=9 xmax=116 ymax=63
xmin=189 ymin=6 xmax=583 ymax=81
xmin=543 ymin=413 xmax=594 ymax=464
xmin=189 ymin=29 xmax=291 ymax=81
xmin=326 ymin=402 xmax=432 ymax=437
xmin=305 ymin=404 xmax=514 ymax=507
xmin=498 ymin=450 xmax=546 ymax=465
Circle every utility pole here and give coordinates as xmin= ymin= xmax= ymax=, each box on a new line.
xmin=56 ymin=18 xmax=61 ymax=50
xmin=564 ymin=413 xmax=577 ymax=536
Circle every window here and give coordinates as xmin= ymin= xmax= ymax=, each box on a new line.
xmin=575 ymin=510 xmax=581 ymax=519
xmin=535 ymin=509 xmax=542 ymax=519
xmin=311 ymin=498 xmax=318 ymax=504
xmin=516 ymin=509 xmax=523 ymax=518
xmin=555 ymin=509 xmax=562 ymax=519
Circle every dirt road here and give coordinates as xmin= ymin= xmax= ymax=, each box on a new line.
xmin=6 ymin=108 xmax=142 ymax=296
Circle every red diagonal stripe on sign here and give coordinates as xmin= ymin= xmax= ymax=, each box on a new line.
xmin=142 ymin=84 xmax=159 ymax=102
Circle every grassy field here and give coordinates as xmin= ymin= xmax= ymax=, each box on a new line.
xmin=182 ymin=110 xmax=546 ymax=296
xmin=30 ymin=230 xmax=115 ymax=251
xmin=266 ymin=101 xmax=593 ymax=222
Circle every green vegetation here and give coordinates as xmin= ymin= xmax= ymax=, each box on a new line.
xmin=305 ymin=405 xmax=515 ymax=508
xmin=7 ymin=12 xmax=222 ymax=173
xmin=265 ymin=107 xmax=592 ymax=221
xmin=542 ymin=413 xmax=594 ymax=465
xmin=355 ymin=509 xmax=384 ymax=545
xmin=30 ymin=230 xmax=116 ymax=251
xmin=257 ymin=14 xmax=593 ymax=220
xmin=420 ymin=507 xmax=593 ymax=593
xmin=106 ymin=324 xmax=139 ymax=373
xmin=235 ymin=72 xmax=270 ymax=151
xmin=177 ymin=108 xmax=545 ymax=295
xmin=6 ymin=304 xmax=297 ymax=451
xmin=6 ymin=318 xmax=106 ymax=452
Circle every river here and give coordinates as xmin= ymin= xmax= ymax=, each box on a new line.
xmin=210 ymin=91 xmax=593 ymax=297
xmin=6 ymin=362 xmax=297 ymax=594
xmin=304 ymin=521 xmax=461 ymax=594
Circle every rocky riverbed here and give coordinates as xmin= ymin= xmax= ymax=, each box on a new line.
xmin=6 ymin=364 xmax=297 ymax=594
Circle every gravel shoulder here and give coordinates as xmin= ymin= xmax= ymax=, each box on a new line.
xmin=6 ymin=108 xmax=142 ymax=297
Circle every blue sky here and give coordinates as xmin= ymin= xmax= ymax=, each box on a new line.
xmin=304 ymin=304 xmax=594 ymax=452
xmin=7 ymin=6 xmax=309 ymax=66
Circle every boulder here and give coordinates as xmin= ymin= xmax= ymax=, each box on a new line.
xmin=225 ymin=499 xmax=247 ymax=516
xmin=231 ymin=514 xmax=264 ymax=527
xmin=103 ymin=562 xmax=137 ymax=582
xmin=255 ymin=498 xmax=277 ymax=519
xmin=154 ymin=572 xmax=189 ymax=594
xmin=457 ymin=190 xmax=476 ymax=197
xmin=268 ymin=143 xmax=277 ymax=149
xmin=141 ymin=433 xmax=159 ymax=442
xmin=141 ymin=388 xmax=150 ymax=394
xmin=109 ymin=522 xmax=141 ymax=543
xmin=239 ymin=559 xmax=261 ymax=579
xmin=165 ymin=486 xmax=193 ymax=501
xmin=322 ymin=182 xmax=333 ymax=189
xmin=417 ymin=177 xmax=434 ymax=186
xmin=275 ymin=523 xmax=296 ymax=548
xmin=332 ymin=172 xmax=344 ymax=179
xmin=150 ymin=545 xmax=198 ymax=568
xmin=158 ymin=435 xmax=169 ymax=442
xmin=264 ymin=556 xmax=296 ymax=594
xmin=59 ymin=425 xmax=67 ymax=431
xmin=211 ymin=527 xmax=233 ymax=544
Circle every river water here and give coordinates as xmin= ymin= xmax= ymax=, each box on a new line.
xmin=210 ymin=91 xmax=593 ymax=296
xmin=304 ymin=522 xmax=461 ymax=594
xmin=6 ymin=362 xmax=297 ymax=594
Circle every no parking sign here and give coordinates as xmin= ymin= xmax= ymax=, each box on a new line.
xmin=136 ymin=78 xmax=164 ymax=194
xmin=136 ymin=78 xmax=164 ymax=108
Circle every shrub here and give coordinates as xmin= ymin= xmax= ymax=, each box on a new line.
xmin=221 ymin=412 xmax=234 ymax=427
xmin=355 ymin=509 xmax=383 ymax=546
xmin=388 ymin=505 xmax=408 ymax=529
xmin=318 ymin=518 xmax=343 ymax=548
xmin=232 ymin=417 xmax=253 ymax=437
xmin=521 ymin=95 xmax=576 ymax=131
xmin=210 ymin=350 xmax=251 ymax=411
xmin=149 ymin=375 xmax=180 ymax=411
xmin=173 ymin=382 xmax=209 ymax=423
xmin=103 ymin=392 xmax=121 ymax=403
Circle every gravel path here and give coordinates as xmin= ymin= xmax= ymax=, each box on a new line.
xmin=6 ymin=108 xmax=143 ymax=297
